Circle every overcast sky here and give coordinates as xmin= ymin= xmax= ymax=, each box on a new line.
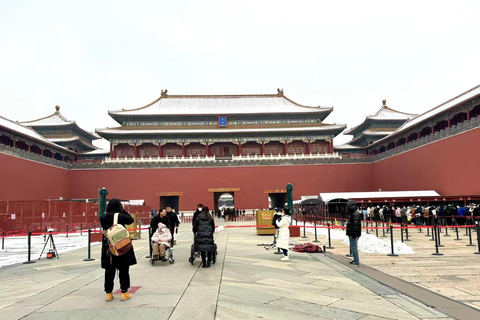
xmin=1 ymin=0 xmax=479 ymax=150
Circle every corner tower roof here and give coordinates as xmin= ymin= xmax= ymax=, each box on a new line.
xmin=20 ymin=105 xmax=100 ymax=141
xmin=344 ymin=100 xmax=417 ymax=136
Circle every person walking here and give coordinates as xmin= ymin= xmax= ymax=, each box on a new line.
xmin=193 ymin=206 xmax=216 ymax=268
xmin=346 ymin=200 xmax=362 ymax=267
xmin=100 ymin=199 xmax=137 ymax=302
xmin=166 ymin=205 xmax=179 ymax=247
xmin=150 ymin=208 xmax=171 ymax=235
xmin=271 ymin=208 xmax=284 ymax=249
xmin=275 ymin=208 xmax=292 ymax=261
xmin=192 ymin=203 xmax=204 ymax=228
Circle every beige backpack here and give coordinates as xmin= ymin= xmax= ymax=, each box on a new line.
xmin=104 ymin=213 xmax=132 ymax=256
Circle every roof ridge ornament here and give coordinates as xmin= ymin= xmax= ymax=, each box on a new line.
xmin=277 ymin=88 xmax=284 ymax=97
xmin=382 ymin=99 xmax=387 ymax=106
xmin=161 ymin=89 xmax=168 ymax=98
xmin=55 ymin=105 xmax=60 ymax=113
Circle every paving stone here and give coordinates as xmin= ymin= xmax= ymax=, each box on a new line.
xmin=40 ymin=294 xmax=180 ymax=311
xmin=320 ymin=288 xmax=395 ymax=307
xmin=17 ymin=271 xmax=104 ymax=306
xmin=215 ymin=306 xmax=265 ymax=320
xmin=303 ymin=273 xmax=360 ymax=284
xmin=329 ymin=299 xmax=420 ymax=320
xmin=268 ymin=297 xmax=365 ymax=319
xmin=222 ymin=280 xmax=340 ymax=306
xmin=22 ymin=308 xmax=173 ymax=320
xmin=253 ymin=271 xmax=317 ymax=284
xmin=0 ymin=305 xmax=43 ymax=319
xmin=359 ymin=315 xmax=397 ymax=320
xmin=221 ymin=284 xmax=281 ymax=303
xmin=169 ymin=286 xmax=218 ymax=320
xmin=218 ymin=294 xmax=328 ymax=320
xmin=256 ymin=278 xmax=329 ymax=293
xmin=221 ymin=270 xmax=264 ymax=283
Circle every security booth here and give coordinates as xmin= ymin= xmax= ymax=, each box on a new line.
xmin=300 ymin=198 xmax=326 ymax=217
xmin=326 ymin=198 xmax=349 ymax=222
xmin=255 ymin=210 xmax=276 ymax=235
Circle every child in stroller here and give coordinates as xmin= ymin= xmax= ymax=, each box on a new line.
xmin=150 ymin=222 xmax=174 ymax=264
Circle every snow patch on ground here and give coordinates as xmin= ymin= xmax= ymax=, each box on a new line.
xmin=294 ymin=220 xmax=415 ymax=255
xmin=0 ymin=233 xmax=100 ymax=268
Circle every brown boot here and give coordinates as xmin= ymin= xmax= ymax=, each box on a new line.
xmin=121 ymin=292 xmax=132 ymax=301
xmin=106 ymin=293 xmax=114 ymax=302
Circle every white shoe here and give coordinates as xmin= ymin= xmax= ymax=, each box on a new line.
xmin=280 ymin=256 xmax=289 ymax=261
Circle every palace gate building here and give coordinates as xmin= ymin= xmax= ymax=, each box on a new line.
xmin=96 ymin=89 xmax=345 ymax=159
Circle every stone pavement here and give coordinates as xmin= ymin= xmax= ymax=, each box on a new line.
xmin=0 ymin=220 xmax=469 ymax=320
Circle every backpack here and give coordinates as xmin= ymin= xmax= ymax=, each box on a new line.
xmin=104 ymin=213 xmax=132 ymax=256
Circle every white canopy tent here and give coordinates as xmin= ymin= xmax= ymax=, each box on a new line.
xmin=319 ymin=190 xmax=440 ymax=203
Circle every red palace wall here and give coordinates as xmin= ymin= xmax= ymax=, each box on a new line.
xmin=0 ymin=153 xmax=71 ymax=201
xmin=2 ymin=127 xmax=480 ymax=210
xmin=68 ymin=163 xmax=373 ymax=210
xmin=372 ymin=127 xmax=480 ymax=196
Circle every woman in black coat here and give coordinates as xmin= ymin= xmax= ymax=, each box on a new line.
xmin=193 ymin=206 xmax=215 ymax=268
xmin=100 ymin=198 xmax=137 ymax=302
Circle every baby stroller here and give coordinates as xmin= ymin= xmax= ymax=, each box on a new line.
xmin=188 ymin=236 xmax=217 ymax=265
xmin=150 ymin=223 xmax=175 ymax=265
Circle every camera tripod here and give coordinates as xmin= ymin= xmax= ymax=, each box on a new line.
xmin=39 ymin=233 xmax=59 ymax=260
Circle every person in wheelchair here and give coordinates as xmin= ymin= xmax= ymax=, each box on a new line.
xmin=151 ymin=222 xmax=172 ymax=261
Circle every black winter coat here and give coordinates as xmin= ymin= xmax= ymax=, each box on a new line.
xmin=193 ymin=213 xmax=215 ymax=252
xmin=346 ymin=210 xmax=362 ymax=238
xmin=473 ymin=207 xmax=480 ymax=217
xmin=168 ymin=211 xmax=180 ymax=228
xmin=100 ymin=211 xmax=137 ymax=269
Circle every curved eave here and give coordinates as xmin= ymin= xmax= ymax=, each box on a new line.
xmin=344 ymin=118 xmax=406 ymax=136
xmin=0 ymin=125 xmax=76 ymax=155
xmin=71 ymin=124 xmax=101 ymax=141
xmin=20 ymin=112 xmax=73 ymax=126
xmin=28 ymin=122 xmax=100 ymax=141
xmin=334 ymin=144 xmax=365 ymax=150
xmin=347 ymin=132 xmax=390 ymax=146
xmin=367 ymin=105 xmax=417 ymax=120
xmin=96 ymin=124 xmax=346 ymax=139
xmin=109 ymin=108 xmax=333 ymax=125
xmin=52 ymin=137 xmax=99 ymax=152
xmin=107 ymin=93 xmax=333 ymax=125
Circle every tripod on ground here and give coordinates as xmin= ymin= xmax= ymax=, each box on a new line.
xmin=39 ymin=232 xmax=59 ymax=260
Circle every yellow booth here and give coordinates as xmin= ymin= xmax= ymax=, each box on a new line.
xmin=126 ymin=213 xmax=141 ymax=240
xmin=256 ymin=210 xmax=276 ymax=235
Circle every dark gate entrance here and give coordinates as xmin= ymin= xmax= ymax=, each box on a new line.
xmin=265 ymin=189 xmax=287 ymax=209
xmin=155 ymin=192 xmax=183 ymax=214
